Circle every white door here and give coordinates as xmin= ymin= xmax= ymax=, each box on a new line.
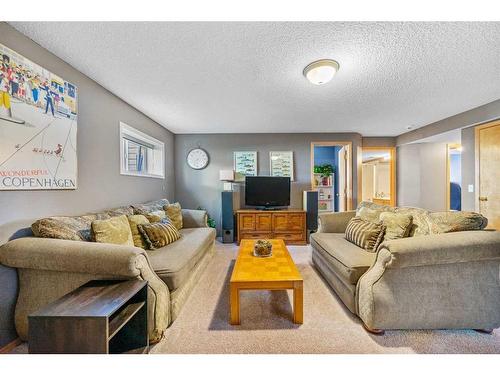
xmin=337 ymin=147 xmax=347 ymax=212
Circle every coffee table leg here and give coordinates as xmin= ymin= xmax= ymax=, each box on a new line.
xmin=230 ymin=283 xmax=240 ymax=325
xmin=293 ymin=281 xmax=303 ymax=324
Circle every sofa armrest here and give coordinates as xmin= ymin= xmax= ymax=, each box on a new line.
xmin=0 ymin=237 xmax=146 ymax=277
xmin=182 ymin=209 xmax=208 ymax=228
xmin=381 ymin=231 xmax=500 ymax=269
xmin=318 ymin=211 xmax=356 ymax=233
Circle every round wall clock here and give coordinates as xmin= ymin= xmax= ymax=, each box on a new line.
xmin=186 ymin=148 xmax=209 ymax=170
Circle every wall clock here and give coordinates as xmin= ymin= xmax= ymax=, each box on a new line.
xmin=186 ymin=148 xmax=209 ymax=170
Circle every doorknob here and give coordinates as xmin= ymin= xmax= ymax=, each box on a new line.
xmin=479 ymin=196 xmax=488 ymax=202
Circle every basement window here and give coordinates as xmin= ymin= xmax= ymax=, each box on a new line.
xmin=120 ymin=122 xmax=165 ymax=179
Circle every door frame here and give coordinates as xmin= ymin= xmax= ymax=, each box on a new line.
xmin=474 ymin=119 xmax=500 ymax=212
xmin=358 ymin=146 xmax=397 ymax=207
xmin=446 ymin=143 xmax=462 ymax=210
xmin=310 ymin=141 xmax=353 ymax=211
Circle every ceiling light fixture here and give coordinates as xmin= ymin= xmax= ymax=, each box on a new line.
xmin=303 ymin=59 xmax=340 ymax=85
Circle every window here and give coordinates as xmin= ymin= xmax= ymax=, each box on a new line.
xmin=120 ymin=122 xmax=165 ymax=179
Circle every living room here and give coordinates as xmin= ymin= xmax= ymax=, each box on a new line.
xmin=1 ymin=1 xmax=499 ymax=373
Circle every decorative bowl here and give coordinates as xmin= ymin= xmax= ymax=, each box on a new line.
xmin=253 ymin=239 xmax=272 ymax=257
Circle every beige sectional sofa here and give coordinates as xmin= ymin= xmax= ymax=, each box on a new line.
xmin=311 ymin=202 xmax=500 ymax=333
xmin=0 ymin=199 xmax=216 ymax=343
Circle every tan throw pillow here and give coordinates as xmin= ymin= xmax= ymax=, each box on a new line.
xmin=91 ymin=215 xmax=134 ymax=246
xmin=164 ymin=202 xmax=183 ymax=230
xmin=345 ymin=217 xmax=385 ymax=252
xmin=145 ymin=210 xmax=167 ymax=223
xmin=137 ymin=221 xmax=181 ymax=249
xmin=379 ymin=212 xmax=413 ymax=240
xmin=127 ymin=215 xmax=150 ymax=249
xmin=428 ymin=211 xmax=488 ymax=234
xmin=357 ymin=206 xmax=382 ymax=223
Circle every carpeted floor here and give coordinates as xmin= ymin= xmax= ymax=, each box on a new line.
xmin=10 ymin=242 xmax=500 ymax=354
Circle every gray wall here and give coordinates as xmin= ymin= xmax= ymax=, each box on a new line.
xmin=175 ymin=133 xmax=362 ymax=235
xmin=396 ymin=99 xmax=500 ymax=146
xmin=0 ymin=23 xmax=175 ymax=347
xmin=397 ymin=142 xmax=448 ymax=211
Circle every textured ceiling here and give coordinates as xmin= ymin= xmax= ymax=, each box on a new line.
xmin=10 ymin=22 xmax=500 ymax=135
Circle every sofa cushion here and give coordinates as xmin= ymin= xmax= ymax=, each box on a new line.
xmin=91 ymin=215 xmax=134 ymax=246
xmin=356 ymin=201 xmax=394 ymax=222
xmin=311 ymin=233 xmax=376 ymax=285
xmin=379 ymin=212 xmax=413 ymax=241
xmin=394 ymin=206 xmax=432 ymax=237
xmin=132 ymin=199 xmax=170 ymax=215
xmin=428 ymin=211 xmax=488 ymax=234
xmin=32 ymin=213 xmax=111 ymax=242
xmin=165 ymin=202 xmax=183 ymax=230
xmin=345 ymin=217 xmax=385 ymax=252
xmin=147 ymin=227 xmax=216 ymax=290
xmin=138 ymin=221 xmax=181 ymax=249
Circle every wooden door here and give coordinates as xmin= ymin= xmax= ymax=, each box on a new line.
xmin=477 ymin=122 xmax=500 ymax=230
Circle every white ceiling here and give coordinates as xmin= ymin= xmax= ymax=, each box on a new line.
xmin=10 ymin=22 xmax=500 ymax=136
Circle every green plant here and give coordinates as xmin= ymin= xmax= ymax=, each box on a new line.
xmin=196 ymin=206 xmax=216 ymax=228
xmin=314 ymin=164 xmax=334 ymax=177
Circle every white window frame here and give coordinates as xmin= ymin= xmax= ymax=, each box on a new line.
xmin=119 ymin=122 xmax=165 ymax=179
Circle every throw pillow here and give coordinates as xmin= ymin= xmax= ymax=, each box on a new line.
xmin=91 ymin=215 xmax=134 ymax=246
xmin=345 ymin=217 xmax=385 ymax=252
xmin=127 ymin=215 xmax=150 ymax=249
xmin=32 ymin=213 xmax=111 ymax=242
xmin=137 ymin=221 xmax=181 ymax=249
xmin=145 ymin=210 xmax=167 ymax=223
xmin=164 ymin=202 xmax=183 ymax=230
xmin=357 ymin=206 xmax=382 ymax=223
xmin=379 ymin=212 xmax=413 ymax=240
xmin=428 ymin=211 xmax=488 ymax=234
xmin=132 ymin=199 xmax=170 ymax=215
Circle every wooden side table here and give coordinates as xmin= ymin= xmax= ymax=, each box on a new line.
xmin=28 ymin=279 xmax=148 ymax=354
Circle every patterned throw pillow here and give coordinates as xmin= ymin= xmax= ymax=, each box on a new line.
xmin=379 ymin=212 xmax=413 ymax=240
xmin=91 ymin=215 xmax=134 ymax=246
xmin=32 ymin=213 xmax=111 ymax=242
xmin=138 ymin=221 xmax=181 ymax=249
xmin=127 ymin=215 xmax=150 ymax=249
xmin=164 ymin=202 xmax=183 ymax=230
xmin=345 ymin=217 xmax=385 ymax=252
xmin=145 ymin=210 xmax=167 ymax=223
xmin=132 ymin=199 xmax=170 ymax=215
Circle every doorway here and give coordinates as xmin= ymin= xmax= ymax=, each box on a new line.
xmin=310 ymin=142 xmax=352 ymax=212
xmin=359 ymin=147 xmax=396 ymax=207
xmin=446 ymin=144 xmax=462 ymax=211
xmin=475 ymin=120 xmax=500 ymax=230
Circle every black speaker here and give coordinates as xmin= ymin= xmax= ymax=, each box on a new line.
xmin=303 ymin=190 xmax=319 ymax=236
xmin=221 ymin=191 xmax=239 ymax=243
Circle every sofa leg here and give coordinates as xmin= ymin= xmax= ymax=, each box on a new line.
xmin=474 ymin=329 xmax=493 ymax=334
xmin=363 ymin=323 xmax=385 ymax=335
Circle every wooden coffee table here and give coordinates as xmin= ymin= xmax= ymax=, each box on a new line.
xmin=230 ymin=239 xmax=303 ymax=325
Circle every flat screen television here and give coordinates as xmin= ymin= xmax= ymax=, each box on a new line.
xmin=245 ymin=176 xmax=291 ymax=208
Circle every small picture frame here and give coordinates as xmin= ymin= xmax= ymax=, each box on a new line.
xmin=233 ymin=151 xmax=258 ymax=180
xmin=270 ymin=151 xmax=294 ymax=181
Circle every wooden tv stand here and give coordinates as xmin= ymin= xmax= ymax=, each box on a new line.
xmin=236 ymin=209 xmax=306 ymax=245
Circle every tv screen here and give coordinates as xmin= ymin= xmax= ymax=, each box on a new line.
xmin=245 ymin=176 xmax=291 ymax=208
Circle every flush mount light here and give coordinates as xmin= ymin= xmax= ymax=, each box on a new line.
xmin=303 ymin=59 xmax=340 ymax=85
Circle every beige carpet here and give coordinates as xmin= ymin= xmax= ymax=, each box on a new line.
xmin=10 ymin=243 xmax=500 ymax=354
xmin=150 ymin=243 xmax=500 ymax=354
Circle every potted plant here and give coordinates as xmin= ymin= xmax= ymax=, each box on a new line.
xmin=320 ymin=164 xmax=334 ymax=185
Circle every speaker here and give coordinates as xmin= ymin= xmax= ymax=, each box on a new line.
xmin=303 ymin=190 xmax=319 ymax=239
xmin=221 ymin=191 xmax=240 ymax=243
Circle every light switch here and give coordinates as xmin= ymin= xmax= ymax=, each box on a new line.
xmin=468 ymin=184 xmax=474 ymax=193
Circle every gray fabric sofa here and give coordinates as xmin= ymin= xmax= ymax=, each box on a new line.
xmin=311 ymin=205 xmax=500 ymax=333
xmin=0 ymin=200 xmax=216 ymax=343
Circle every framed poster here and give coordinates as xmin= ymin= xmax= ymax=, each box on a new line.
xmin=270 ymin=151 xmax=294 ymax=181
xmin=0 ymin=43 xmax=78 ymax=190
xmin=233 ymin=151 xmax=257 ymax=179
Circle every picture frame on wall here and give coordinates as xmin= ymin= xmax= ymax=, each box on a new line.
xmin=0 ymin=42 xmax=78 ymax=190
xmin=233 ymin=151 xmax=257 ymax=180
xmin=270 ymin=151 xmax=294 ymax=181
